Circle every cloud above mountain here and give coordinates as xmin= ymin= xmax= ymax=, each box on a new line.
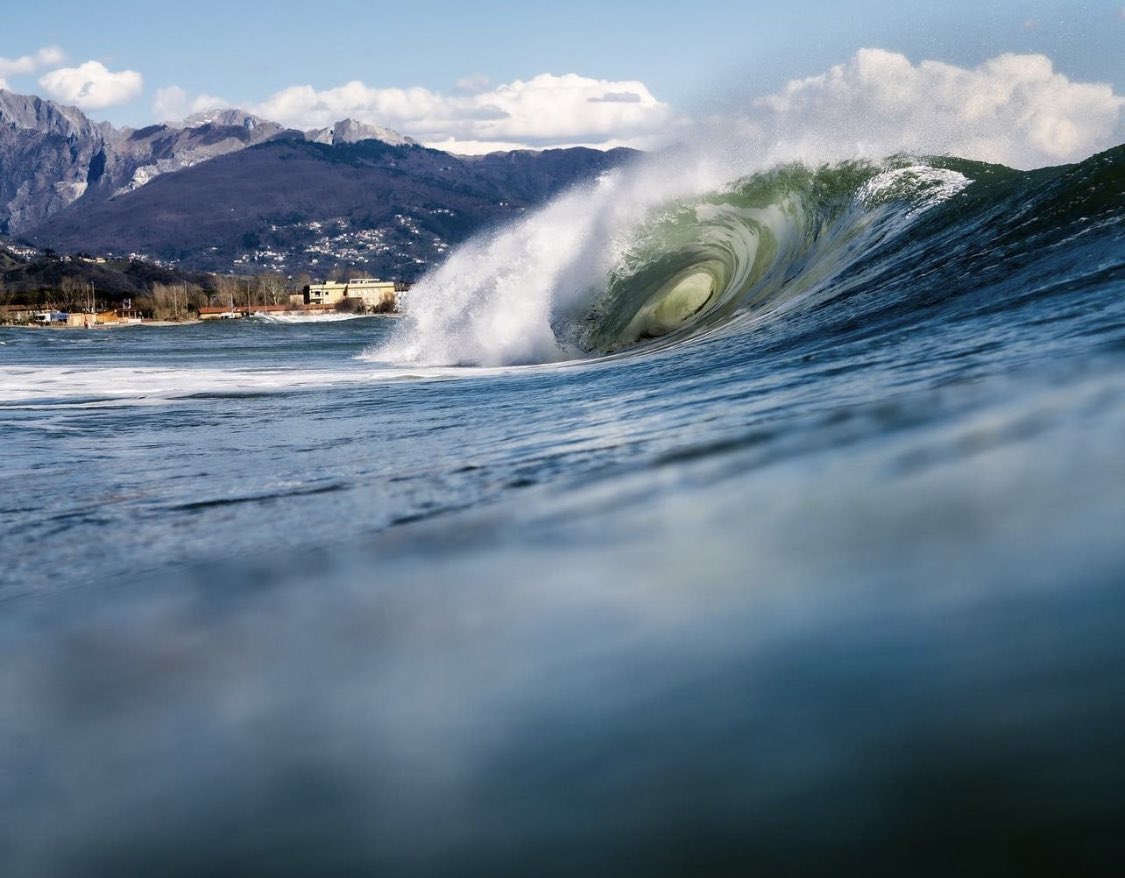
xmin=237 ymin=73 xmax=674 ymax=152
xmin=0 ymin=47 xmax=65 ymax=90
xmin=39 ymin=61 xmax=143 ymax=110
xmin=740 ymin=49 xmax=1124 ymax=169
xmin=8 ymin=41 xmax=1120 ymax=166
xmin=150 ymin=49 xmax=1122 ymax=164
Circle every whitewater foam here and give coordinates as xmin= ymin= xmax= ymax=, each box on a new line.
xmin=0 ymin=363 xmax=497 ymax=406
xmin=857 ymin=165 xmax=971 ymax=215
xmin=250 ymin=312 xmax=375 ymax=324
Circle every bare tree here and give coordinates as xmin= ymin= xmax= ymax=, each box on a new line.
xmin=185 ymin=283 xmax=209 ymax=313
xmin=150 ymin=282 xmax=185 ymax=320
xmin=256 ymin=273 xmax=287 ymax=306
xmin=214 ymin=275 xmax=241 ymax=311
xmin=133 ymin=294 xmax=154 ymax=318
xmin=239 ymin=276 xmax=257 ymax=309
xmin=58 ymin=276 xmax=88 ymax=312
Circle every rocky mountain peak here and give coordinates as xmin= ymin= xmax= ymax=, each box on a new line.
xmin=0 ymin=89 xmax=98 ymax=138
xmin=304 ymin=118 xmax=417 ymax=147
xmin=0 ymin=90 xmax=423 ymax=236
xmin=181 ymin=108 xmax=273 ymax=131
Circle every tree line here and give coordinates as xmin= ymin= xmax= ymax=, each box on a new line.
xmin=0 ymin=268 xmax=326 ymax=320
xmin=144 ymin=273 xmax=304 ymax=320
xmin=0 ymin=245 xmax=403 ymax=320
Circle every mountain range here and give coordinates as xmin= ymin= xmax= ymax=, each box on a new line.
xmin=0 ymin=89 xmax=637 ymax=280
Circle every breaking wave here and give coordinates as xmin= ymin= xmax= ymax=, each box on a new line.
xmin=367 ymin=143 xmax=1123 ymax=367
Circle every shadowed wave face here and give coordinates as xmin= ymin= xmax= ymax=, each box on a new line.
xmin=1 ymin=144 xmax=1124 ymax=877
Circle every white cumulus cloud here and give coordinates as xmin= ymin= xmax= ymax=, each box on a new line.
xmin=247 ymin=73 xmax=674 ymax=152
xmin=38 ymin=60 xmax=143 ymax=110
xmin=153 ymin=86 xmax=230 ymax=123
xmin=133 ymin=50 xmax=1122 ymax=166
xmin=0 ymin=46 xmax=65 ymax=90
xmin=743 ymin=49 xmax=1124 ymax=169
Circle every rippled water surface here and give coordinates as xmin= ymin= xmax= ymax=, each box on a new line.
xmin=1 ymin=147 xmax=1123 ymax=875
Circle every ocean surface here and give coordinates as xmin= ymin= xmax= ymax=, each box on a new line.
xmin=1 ymin=145 xmax=1124 ymax=875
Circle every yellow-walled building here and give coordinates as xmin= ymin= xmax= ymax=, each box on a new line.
xmin=304 ymin=279 xmax=397 ymax=311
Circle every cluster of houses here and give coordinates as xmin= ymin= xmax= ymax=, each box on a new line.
xmin=0 ymin=303 xmax=141 ymax=327
xmin=0 ymin=278 xmax=409 ymax=325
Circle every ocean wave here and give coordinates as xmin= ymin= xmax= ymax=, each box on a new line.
xmin=367 ymin=145 xmax=1122 ymax=367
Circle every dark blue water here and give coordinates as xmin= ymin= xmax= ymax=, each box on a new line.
xmin=1 ymin=147 xmax=1123 ymax=875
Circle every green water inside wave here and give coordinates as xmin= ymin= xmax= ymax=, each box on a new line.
xmin=577 ymin=159 xmax=940 ymax=353
xmin=563 ymin=144 xmax=1123 ymax=357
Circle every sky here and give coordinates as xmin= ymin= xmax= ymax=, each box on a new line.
xmin=2 ymin=0 xmax=1122 ymax=161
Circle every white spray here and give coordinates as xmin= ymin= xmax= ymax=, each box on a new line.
xmin=367 ymin=144 xmax=737 ymax=366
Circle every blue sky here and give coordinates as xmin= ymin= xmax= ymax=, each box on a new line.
xmin=3 ymin=0 xmax=1122 ymax=158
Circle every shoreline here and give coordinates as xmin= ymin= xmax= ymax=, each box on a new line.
xmin=1 ymin=319 xmax=202 ymax=330
xmin=1 ymin=313 xmax=404 ymax=330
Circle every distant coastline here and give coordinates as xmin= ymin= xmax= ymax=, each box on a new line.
xmin=0 ymin=273 xmax=409 ymax=328
xmin=3 ymin=311 xmax=405 ymax=329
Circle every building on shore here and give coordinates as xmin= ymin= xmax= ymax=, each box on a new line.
xmin=0 ymin=305 xmax=37 ymax=324
xmin=303 ymin=278 xmax=399 ymax=312
xmin=64 ymin=310 xmax=122 ymax=327
xmin=2 ymin=302 xmax=141 ymax=326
